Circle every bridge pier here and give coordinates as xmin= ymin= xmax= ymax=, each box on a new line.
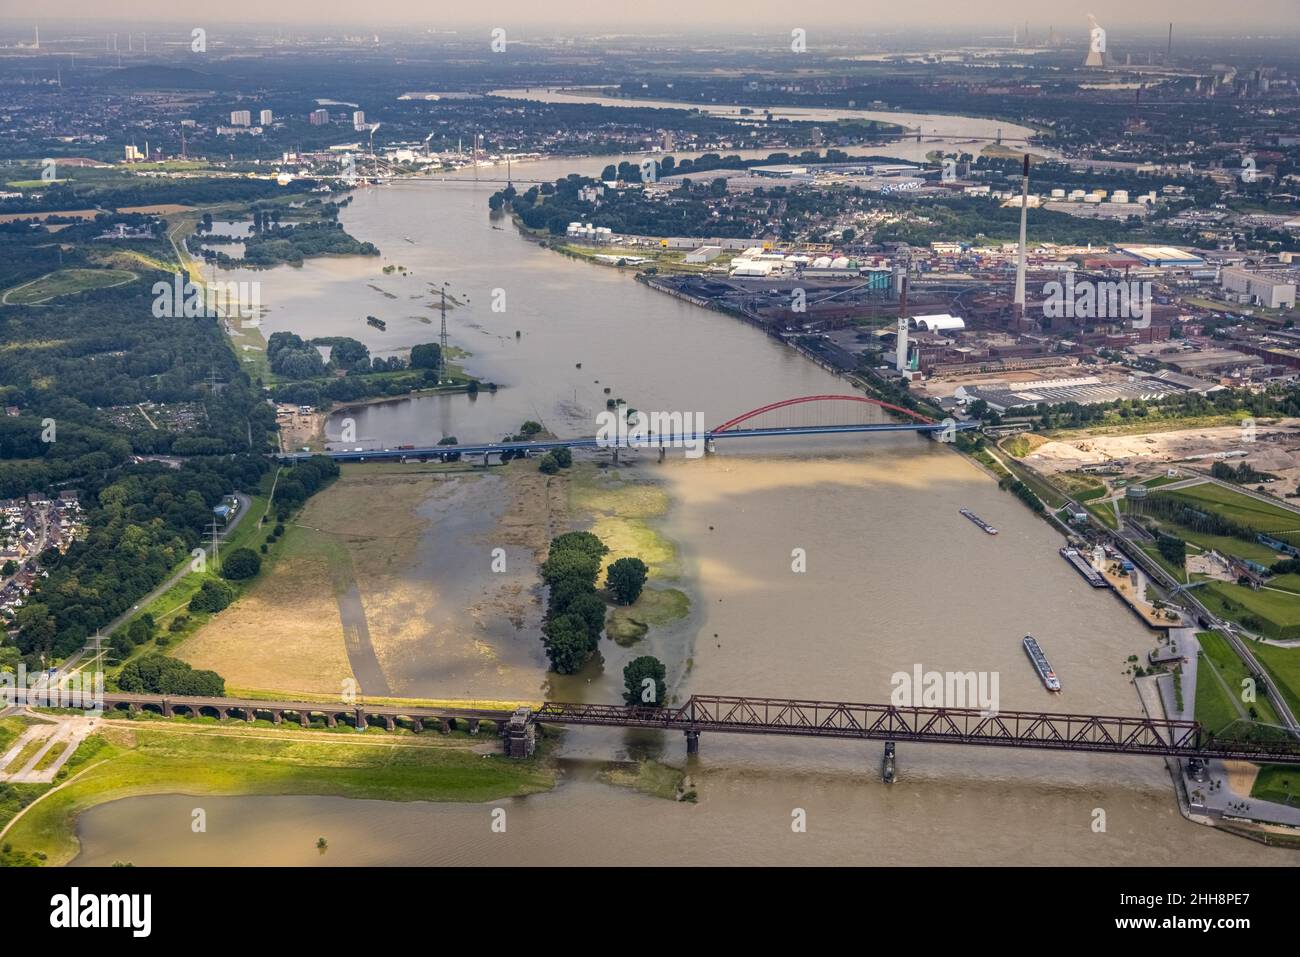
xmin=382 ymin=714 xmax=396 ymax=732
xmin=704 ymin=438 xmax=716 ymax=456
xmin=658 ymin=444 xmax=665 ymax=463
xmin=468 ymin=718 xmax=480 ymax=735
xmin=611 ymin=447 xmax=620 ymax=466
xmin=439 ymin=718 xmax=451 ymax=734
xmin=411 ymin=717 xmax=423 ymax=733
xmin=356 ymin=709 xmax=368 ymax=731
xmin=217 ymin=708 xmax=229 ymax=721
xmin=326 ymin=713 xmax=338 ymax=728
xmin=245 ymin=707 xmax=255 ymax=723
xmin=162 ymin=701 xmax=174 ymax=718
xmin=299 ymin=711 xmax=311 ymax=728
xmin=685 ymin=729 xmax=700 ymax=755
xmin=272 ymin=710 xmax=283 ymax=726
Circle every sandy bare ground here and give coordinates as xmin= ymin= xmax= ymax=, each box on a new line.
xmin=178 ymin=549 xmax=355 ymax=698
xmin=178 ymin=466 xmax=436 ymax=696
xmin=1224 ymin=760 xmax=1259 ymax=797
xmin=1024 ymin=422 xmax=1300 ymax=479
xmin=1187 ymin=553 xmax=1234 ymax=582
xmin=180 ymin=461 xmax=568 ymax=701
xmin=277 ymin=410 xmax=326 ymax=452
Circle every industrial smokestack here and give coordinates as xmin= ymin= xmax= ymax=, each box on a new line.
xmin=896 ymin=278 xmax=910 ymax=373
xmin=1014 ymin=154 xmax=1030 ymax=319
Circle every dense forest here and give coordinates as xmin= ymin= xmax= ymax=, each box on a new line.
xmin=12 ymin=453 xmax=271 ymax=662
xmin=0 ymin=279 xmax=278 ymax=467
xmin=0 ymin=174 xmax=317 ymax=215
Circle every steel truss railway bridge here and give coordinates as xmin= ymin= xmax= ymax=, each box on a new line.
xmin=277 ymin=394 xmax=976 ymax=464
xmin=66 ymin=691 xmax=1300 ymax=766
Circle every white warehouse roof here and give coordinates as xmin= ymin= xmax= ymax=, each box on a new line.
xmin=910 ymin=313 xmax=966 ymax=331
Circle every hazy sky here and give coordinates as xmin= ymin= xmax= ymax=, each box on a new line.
xmin=11 ymin=1 xmax=1300 ymax=32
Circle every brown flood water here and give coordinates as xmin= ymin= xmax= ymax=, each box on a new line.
xmin=75 ymin=143 xmax=1300 ymax=866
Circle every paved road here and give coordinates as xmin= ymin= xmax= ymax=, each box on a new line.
xmin=58 ymin=490 xmax=254 ymax=676
xmin=1112 ymin=524 xmax=1300 ymax=736
xmin=0 ymin=714 xmax=97 ymax=784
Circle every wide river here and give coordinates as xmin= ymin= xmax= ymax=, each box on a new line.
xmin=76 ymin=127 xmax=1294 ymax=865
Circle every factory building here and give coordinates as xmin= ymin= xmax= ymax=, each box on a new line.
xmin=1220 ymin=267 xmax=1298 ymax=309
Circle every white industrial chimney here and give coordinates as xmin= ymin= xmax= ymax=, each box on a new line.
xmin=1014 ymin=154 xmax=1029 ymax=317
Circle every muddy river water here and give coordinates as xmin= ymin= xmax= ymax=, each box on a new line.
xmin=75 ymin=129 xmax=1297 ymax=865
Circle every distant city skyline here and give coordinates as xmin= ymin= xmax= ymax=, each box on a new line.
xmin=5 ymin=2 xmax=1300 ymax=34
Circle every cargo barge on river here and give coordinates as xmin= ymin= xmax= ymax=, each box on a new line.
xmin=959 ymin=507 xmax=998 ymax=535
xmin=1060 ymin=546 xmax=1109 ymax=588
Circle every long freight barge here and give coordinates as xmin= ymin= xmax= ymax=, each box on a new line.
xmin=958 ymin=507 xmax=998 ymax=535
xmin=1060 ymin=546 xmax=1109 ymax=588
xmin=1023 ymin=635 xmax=1062 ymax=693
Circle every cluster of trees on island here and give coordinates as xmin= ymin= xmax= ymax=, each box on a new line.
xmin=197 ymin=219 xmax=378 ymax=269
xmin=536 ymin=530 xmax=655 ymax=691
xmin=266 ymin=332 xmax=487 ymax=408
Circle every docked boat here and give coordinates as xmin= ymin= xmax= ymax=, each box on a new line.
xmin=1023 ymin=635 xmax=1061 ymax=692
xmin=958 ymin=507 xmax=998 ymax=535
xmin=1059 ymin=546 xmax=1108 ymax=588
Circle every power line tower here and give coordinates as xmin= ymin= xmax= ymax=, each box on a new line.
xmin=438 ymin=284 xmax=449 ymax=383
xmin=206 ymin=518 xmax=223 ymax=572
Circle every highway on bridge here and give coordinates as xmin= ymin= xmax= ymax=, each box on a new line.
xmin=275 ymin=393 xmax=975 ymax=463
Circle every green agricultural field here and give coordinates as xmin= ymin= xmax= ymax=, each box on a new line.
xmin=2 ymin=268 xmax=138 ymax=305
xmin=1165 ymin=484 xmax=1300 ymax=542
xmin=1156 ymin=524 xmax=1282 ymax=566
xmin=1252 ymin=641 xmax=1300 ymax=721
xmin=1267 ymin=574 xmax=1300 ymax=595
xmin=1196 ymin=631 xmax=1283 ymax=728
xmin=1251 ymin=765 xmax=1300 ymax=805
xmin=1200 ymin=582 xmax=1300 ymax=640
xmin=1194 ymin=656 xmax=1244 ymax=736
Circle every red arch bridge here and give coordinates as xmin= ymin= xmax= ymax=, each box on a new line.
xmin=278 ymin=394 xmax=975 ymax=463
xmin=79 ymin=691 xmax=1300 ymax=765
